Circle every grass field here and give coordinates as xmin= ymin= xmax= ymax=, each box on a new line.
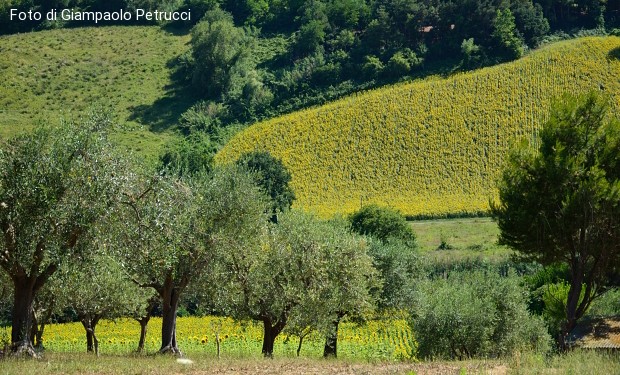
xmin=0 ymin=26 xmax=192 ymax=163
xmin=0 ymin=350 xmax=617 ymax=374
xmin=411 ymin=217 xmax=512 ymax=261
xmin=216 ymin=36 xmax=620 ymax=218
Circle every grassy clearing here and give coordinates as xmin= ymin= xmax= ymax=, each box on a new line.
xmin=411 ymin=217 xmax=512 ymax=261
xmin=0 ymin=26 xmax=192 ymax=163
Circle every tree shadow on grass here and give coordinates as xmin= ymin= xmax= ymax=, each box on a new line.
xmin=128 ymin=57 xmax=199 ymax=133
xmin=607 ymin=47 xmax=620 ymax=61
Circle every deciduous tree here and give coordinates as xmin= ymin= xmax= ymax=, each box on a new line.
xmin=236 ymin=151 xmax=295 ymax=222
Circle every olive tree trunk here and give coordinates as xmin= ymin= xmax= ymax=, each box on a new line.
xmin=137 ymin=316 xmax=150 ymax=353
xmin=136 ymin=298 xmax=157 ymax=353
xmin=261 ymin=317 xmax=287 ymax=358
xmin=80 ymin=316 xmax=101 ymax=355
xmin=323 ymin=314 xmax=343 ymax=358
xmin=158 ymin=275 xmax=184 ymax=355
xmin=11 ymin=276 xmax=37 ymax=356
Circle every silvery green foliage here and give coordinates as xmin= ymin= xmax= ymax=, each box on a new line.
xmin=0 ymin=111 xmax=128 ymax=351
xmin=411 ymin=270 xmax=551 ymax=360
xmin=110 ymin=165 xmax=269 ymax=352
xmin=60 ymin=254 xmax=156 ymax=326
xmin=211 ymin=209 xmax=379 ymax=351
xmin=284 ymin=215 xmax=380 ymax=338
xmin=112 ymin=165 xmax=269 ymax=296
xmin=0 ymin=113 xmax=125 ymax=280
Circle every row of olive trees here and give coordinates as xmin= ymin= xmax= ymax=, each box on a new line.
xmin=0 ymin=115 xmax=418 ymax=358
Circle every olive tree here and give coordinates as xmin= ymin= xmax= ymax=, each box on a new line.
xmin=491 ymin=92 xmax=620 ymax=348
xmin=29 ymin=273 xmax=64 ymax=350
xmin=316 ymin=219 xmax=379 ymax=358
xmin=0 ymin=115 xmax=124 ymax=355
xmin=279 ymin=216 xmax=379 ymax=359
xmin=114 ymin=166 xmax=268 ymax=354
xmin=58 ymin=254 xmax=155 ymax=355
xmin=212 ymin=210 xmax=378 ymax=358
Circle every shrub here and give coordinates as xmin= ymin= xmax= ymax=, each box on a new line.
xmin=312 ymin=62 xmax=342 ymax=86
xmin=385 ymin=49 xmax=421 ymax=79
xmin=361 ymin=55 xmax=383 ymax=80
xmin=411 ymin=270 xmax=551 ymax=360
xmin=350 ymin=204 xmax=416 ymax=248
xmin=179 ymin=100 xmax=227 ymax=135
xmin=386 ymin=51 xmax=411 ymax=78
xmin=587 ymin=288 xmax=620 ymax=317
xmin=295 ymin=20 xmax=327 ymax=56
xmin=461 ymin=38 xmax=484 ymax=68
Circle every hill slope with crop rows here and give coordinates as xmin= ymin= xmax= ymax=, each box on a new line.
xmin=216 ymin=37 xmax=620 ymax=217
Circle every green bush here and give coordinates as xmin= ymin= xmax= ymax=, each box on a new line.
xmin=385 ymin=49 xmax=420 ymax=79
xmin=587 ymin=288 xmax=620 ymax=317
xmin=411 ymin=270 xmax=551 ymax=360
xmin=366 ymin=237 xmax=420 ymax=310
xmin=179 ymin=100 xmax=227 ymax=134
xmin=312 ymin=62 xmax=342 ymax=86
xmin=349 ymin=204 xmax=416 ymax=248
xmin=295 ymin=19 xmax=327 ymax=56
xmin=361 ymin=55 xmax=384 ymax=80
xmin=386 ymin=51 xmax=411 ymax=78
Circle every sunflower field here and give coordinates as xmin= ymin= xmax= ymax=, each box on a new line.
xmin=0 ymin=317 xmax=414 ymax=360
xmin=216 ymin=36 xmax=620 ymax=218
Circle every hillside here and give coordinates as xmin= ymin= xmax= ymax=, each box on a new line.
xmin=216 ymin=37 xmax=620 ymax=218
xmin=0 ymin=26 xmax=191 ymax=162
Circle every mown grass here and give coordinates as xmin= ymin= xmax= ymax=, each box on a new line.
xmin=411 ymin=217 xmax=512 ymax=261
xmin=0 ymin=26 xmax=192 ymax=163
xmin=0 ymin=350 xmax=616 ymax=374
xmin=0 ymin=353 xmax=489 ymax=375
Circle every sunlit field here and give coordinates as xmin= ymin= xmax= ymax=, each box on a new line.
xmin=0 ymin=316 xmax=414 ymax=360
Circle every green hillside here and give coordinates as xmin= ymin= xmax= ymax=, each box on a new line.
xmin=0 ymin=26 xmax=191 ymax=162
xmin=216 ymin=37 xmax=620 ymax=218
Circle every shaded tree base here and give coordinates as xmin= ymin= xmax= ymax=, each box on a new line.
xmin=10 ymin=341 xmax=40 ymax=358
xmin=158 ymin=345 xmax=182 ymax=356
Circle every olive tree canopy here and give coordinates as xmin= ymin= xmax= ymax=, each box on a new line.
xmin=0 ymin=114 xmax=125 ymax=355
